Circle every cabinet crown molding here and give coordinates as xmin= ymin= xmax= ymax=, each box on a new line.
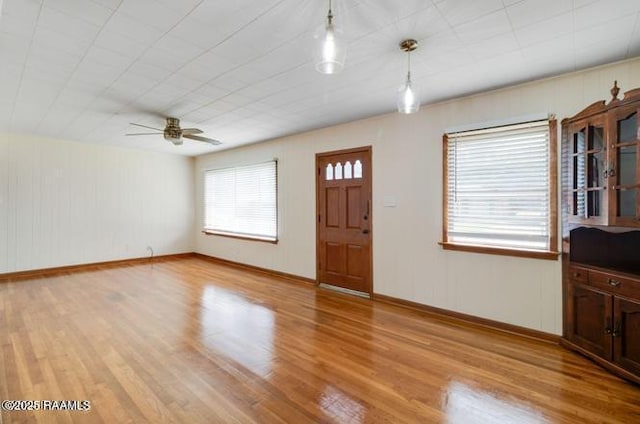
xmin=563 ymin=82 xmax=640 ymax=123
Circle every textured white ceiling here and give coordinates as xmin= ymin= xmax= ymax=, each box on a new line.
xmin=0 ymin=0 xmax=639 ymax=156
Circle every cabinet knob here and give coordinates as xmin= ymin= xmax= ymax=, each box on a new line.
xmin=612 ymin=323 xmax=621 ymax=337
xmin=605 ymin=328 xmax=612 ymax=335
xmin=608 ymin=278 xmax=621 ymax=288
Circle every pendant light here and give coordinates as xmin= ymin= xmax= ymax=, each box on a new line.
xmin=314 ymin=0 xmax=346 ymax=74
xmin=397 ymin=39 xmax=419 ymax=114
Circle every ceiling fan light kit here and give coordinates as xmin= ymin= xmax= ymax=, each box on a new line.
xmin=164 ymin=117 xmax=184 ymax=145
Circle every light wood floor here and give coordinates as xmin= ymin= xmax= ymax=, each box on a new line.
xmin=1 ymin=257 xmax=639 ymax=423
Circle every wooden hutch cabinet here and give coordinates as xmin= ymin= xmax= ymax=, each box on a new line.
xmin=562 ymin=82 xmax=640 ymax=385
xmin=564 ymin=82 xmax=640 ymax=225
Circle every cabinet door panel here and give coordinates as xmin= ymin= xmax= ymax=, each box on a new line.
xmin=567 ymin=119 xmax=608 ymax=225
xmin=609 ymin=105 xmax=640 ymax=226
xmin=613 ymin=297 xmax=640 ymax=376
xmin=567 ymin=282 xmax=612 ymax=359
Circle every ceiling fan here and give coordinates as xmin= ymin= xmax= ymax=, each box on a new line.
xmin=126 ymin=117 xmax=221 ymax=146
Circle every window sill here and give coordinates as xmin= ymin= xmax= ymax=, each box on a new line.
xmin=202 ymin=230 xmax=278 ymax=244
xmin=439 ymin=242 xmax=560 ymax=260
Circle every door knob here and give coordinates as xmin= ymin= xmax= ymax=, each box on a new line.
xmin=362 ymin=229 xmax=369 ymax=234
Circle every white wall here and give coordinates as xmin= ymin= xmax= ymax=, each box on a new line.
xmin=0 ymin=134 xmax=195 ymax=273
xmin=195 ymin=58 xmax=640 ymax=335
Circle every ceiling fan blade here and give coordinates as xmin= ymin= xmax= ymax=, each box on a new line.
xmin=126 ymin=132 xmax=163 ymax=136
xmin=183 ymin=134 xmax=222 ymax=145
xmin=130 ymin=122 xmax=164 ymax=131
xmin=181 ymin=128 xmax=203 ymax=134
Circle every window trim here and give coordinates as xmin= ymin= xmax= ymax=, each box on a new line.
xmin=203 ymin=160 xmax=278 ymax=243
xmin=441 ymin=119 xmax=559 ymax=260
xmin=201 ymin=229 xmax=278 ymax=244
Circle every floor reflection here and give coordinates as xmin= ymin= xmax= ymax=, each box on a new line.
xmin=198 ymin=285 xmax=275 ymax=378
xmin=320 ymin=385 xmax=366 ymax=423
xmin=443 ymin=381 xmax=547 ymax=424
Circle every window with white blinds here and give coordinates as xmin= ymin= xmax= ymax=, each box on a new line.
xmin=444 ymin=120 xmax=556 ymax=253
xmin=204 ymin=161 xmax=277 ymax=242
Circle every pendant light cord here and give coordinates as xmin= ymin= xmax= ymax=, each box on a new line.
xmin=407 ymin=50 xmax=412 ymax=82
xmin=327 ymin=0 xmax=333 ymax=23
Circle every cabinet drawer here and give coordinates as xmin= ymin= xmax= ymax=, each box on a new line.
xmin=568 ymin=266 xmax=589 ymax=283
xmin=589 ymin=270 xmax=640 ymax=299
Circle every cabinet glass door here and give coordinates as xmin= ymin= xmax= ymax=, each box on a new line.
xmin=569 ymin=119 xmax=606 ymax=224
xmin=571 ymin=126 xmax=586 ymax=218
xmin=610 ymin=107 xmax=640 ymax=226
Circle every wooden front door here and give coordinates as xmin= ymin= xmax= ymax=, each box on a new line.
xmin=316 ymin=146 xmax=372 ymax=294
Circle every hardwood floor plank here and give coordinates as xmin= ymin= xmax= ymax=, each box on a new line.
xmin=1 ymin=257 xmax=639 ymax=423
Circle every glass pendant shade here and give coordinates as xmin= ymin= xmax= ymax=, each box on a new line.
xmin=397 ymin=74 xmax=420 ymax=114
xmin=397 ymin=39 xmax=419 ymax=114
xmin=314 ymin=12 xmax=346 ymax=74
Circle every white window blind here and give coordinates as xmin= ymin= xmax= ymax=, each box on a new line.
xmin=204 ymin=161 xmax=277 ymax=242
xmin=446 ymin=120 xmax=551 ymax=251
